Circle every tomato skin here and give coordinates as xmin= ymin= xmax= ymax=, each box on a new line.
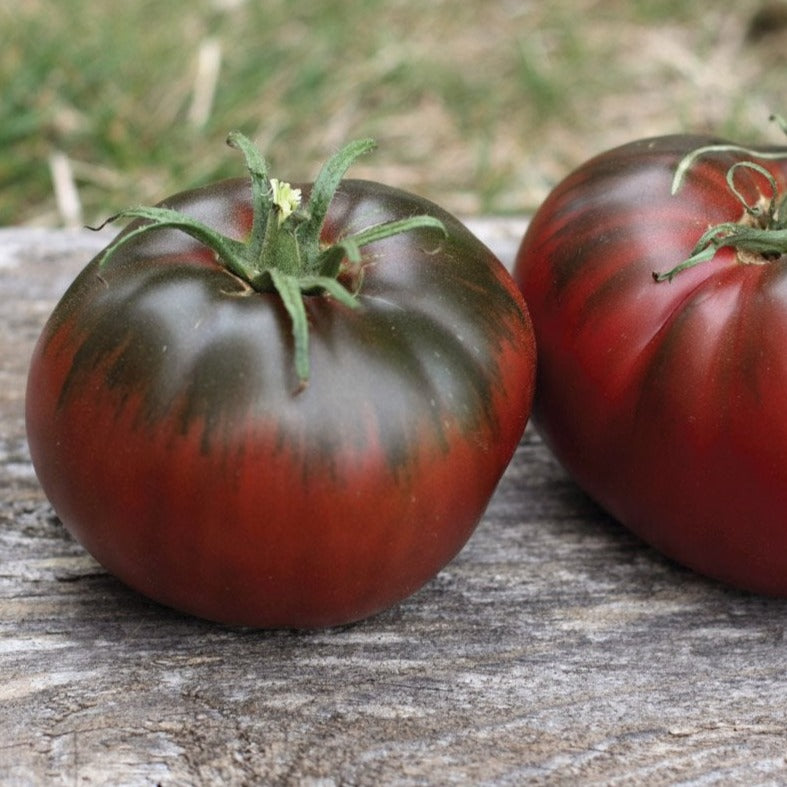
xmin=514 ymin=134 xmax=787 ymax=595
xmin=26 ymin=177 xmax=535 ymax=628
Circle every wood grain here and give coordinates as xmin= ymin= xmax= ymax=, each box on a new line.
xmin=2 ymin=222 xmax=786 ymax=785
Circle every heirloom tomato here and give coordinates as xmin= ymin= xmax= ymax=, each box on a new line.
xmin=515 ymin=130 xmax=787 ymax=595
xmin=26 ymin=134 xmax=535 ymax=628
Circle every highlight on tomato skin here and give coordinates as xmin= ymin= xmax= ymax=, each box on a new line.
xmin=513 ymin=128 xmax=787 ymax=596
xmin=25 ymin=134 xmax=537 ymax=629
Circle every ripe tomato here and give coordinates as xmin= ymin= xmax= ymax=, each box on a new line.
xmin=26 ymin=135 xmax=535 ymax=628
xmin=514 ymin=132 xmax=787 ymax=595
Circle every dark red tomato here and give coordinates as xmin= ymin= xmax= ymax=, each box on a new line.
xmin=26 ymin=136 xmax=535 ymax=628
xmin=514 ymin=133 xmax=787 ymax=595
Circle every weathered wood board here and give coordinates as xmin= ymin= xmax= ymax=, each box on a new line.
xmin=1 ymin=222 xmax=786 ymax=785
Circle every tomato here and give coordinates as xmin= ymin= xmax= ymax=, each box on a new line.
xmin=26 ymin=134 xmax=535 ymax=628
xmin=514 ymin=131 xmax=787 ymax=595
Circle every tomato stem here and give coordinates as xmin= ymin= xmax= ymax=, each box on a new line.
xmin=91 ymin=133 xmax=446 ymax=386
xmin=654 ymin=128 xmax=787 ymax=283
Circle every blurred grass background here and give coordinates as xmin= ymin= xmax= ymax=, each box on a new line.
xmin=2 ymin=0 xmax=786 ymax=227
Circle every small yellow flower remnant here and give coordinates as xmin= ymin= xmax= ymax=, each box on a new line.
xmin=270 ymin=178 xmax=302 ymax=224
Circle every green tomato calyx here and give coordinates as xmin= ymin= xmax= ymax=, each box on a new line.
xmin=654 ymin=115 xmax=787 ymax=283
xmin=92 ymin=132 xmax=446 ymax=387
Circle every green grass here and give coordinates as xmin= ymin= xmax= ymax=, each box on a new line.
xmin=1 ymin=0 xmax=784 ymax=227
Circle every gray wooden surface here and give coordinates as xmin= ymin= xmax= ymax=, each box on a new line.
xmin=2 ymin=222 xmax=786 ymax=786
